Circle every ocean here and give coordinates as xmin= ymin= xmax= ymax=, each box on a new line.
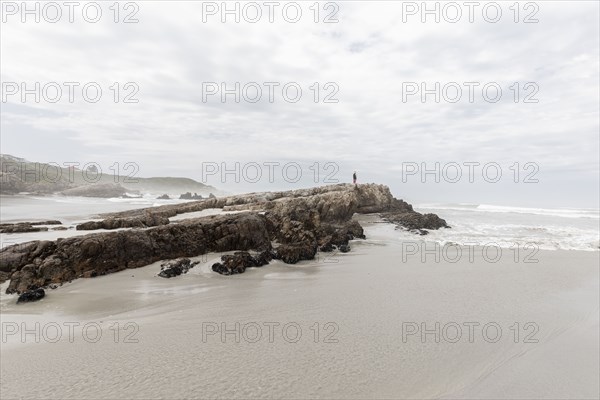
xmin=1 ymin=195 xmax=598 ymax=252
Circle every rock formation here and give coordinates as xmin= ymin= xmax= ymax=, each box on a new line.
xmin=0 ymin=184 xmax=448 ymax=293
xmin=17 ymin=288 xmax=45 ymax=303
xmin=158 ymin=258 xmax=199 ymax=278
xmin=0 ymin=220 xmax=62 ymax=234
xmin=211 ymin=251 xmax=272 ymax=275
xmin=76 ymin=212 xmax=170 ymax=230
xmin=179 ymin=192 xmax=203 ymax=200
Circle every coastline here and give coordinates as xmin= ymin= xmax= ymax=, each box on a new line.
xmin=1 ymin=215 xmax=598 ymax=399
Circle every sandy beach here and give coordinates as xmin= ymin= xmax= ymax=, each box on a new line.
xmin=1 ymin=215 xmax=598 ymax=399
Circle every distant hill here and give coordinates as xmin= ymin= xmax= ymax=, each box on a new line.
xmin=0 ymin=154 xmax=218 ymax=196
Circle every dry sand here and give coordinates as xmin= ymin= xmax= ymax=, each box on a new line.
xmin=1 ymin=215 xmax=598 ymax=399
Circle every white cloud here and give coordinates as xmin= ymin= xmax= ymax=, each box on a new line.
xmin=1 ymin=1 xmax=598 ymax=207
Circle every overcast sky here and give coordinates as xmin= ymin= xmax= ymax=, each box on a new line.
xmin=1 ymin=1 xmax=598 ymax=207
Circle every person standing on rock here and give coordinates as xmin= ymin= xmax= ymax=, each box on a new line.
xmin=353 ymin=171 xmax=357 ymax=185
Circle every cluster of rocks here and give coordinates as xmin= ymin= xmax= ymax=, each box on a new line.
xmin=211 ymin=250 xmax=273 ymax=275
xmin=179 ymin=192 xmax=203 ymax=200
xmin=382 ymin=207 xmax=448 ymax=235
xmin=0 ymin=220 xmax=62 ymax=234
xmin=1 ymin=184 xmax=448 ymax=299
xmin=158 ymin=258 xmax=199 ymax=278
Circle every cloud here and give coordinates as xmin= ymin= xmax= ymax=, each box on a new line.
xmin=1 ymin=1 xmax=598 ymax=207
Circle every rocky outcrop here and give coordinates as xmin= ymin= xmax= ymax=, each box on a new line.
xmin=60 ymin=183 xmax=128 ymax=198
xmin=382 ymin=211 xmax=448 ymax=232
xmin=180 ymin=192 xmax=203 ymax=200
xmin=3 ymin=213 xmax=271 ymax=293
xmin=0 ymin=220 xmax=62 ymax=234
xmin=1 ymin=184 xmax=448 ymax=293
xmin=157 ymin=194 xmax=171 ymax=200
xmin=158 ymin=258 xmax=199 ymax=278
xmin=17 ymin=288 xmax=45 ymax=303
xmin=211 ymin=250 xmax=273 ymax=275
xmin=76 ymin=212 xmax=170 ymax=230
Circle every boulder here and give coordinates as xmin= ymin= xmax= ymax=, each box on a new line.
xmin=17 ymin=288 xmax=45 ymax=303
xmin=158 ymin=258 xmax=199 ymax=278
xmin=211 ymin=250 xmax=273 ymax=275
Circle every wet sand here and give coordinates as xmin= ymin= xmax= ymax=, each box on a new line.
xmin=1 ymin=216 xmax=598 ymax=399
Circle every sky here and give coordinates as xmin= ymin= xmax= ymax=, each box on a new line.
xmin=1 ymin=0 xmax=599 ymax=208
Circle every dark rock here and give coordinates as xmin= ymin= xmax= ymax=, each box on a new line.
xmin=319 ymin=241 xmax=336 ymax=252
xmin=273 ymin=242 xmax=318 ymax=264
xmin=157 ymin=194 xmax=170 ymax=200
xmin=211 ymin=251 xmax=272 ymax=275
xmin=17 ymin=288 xmax=45 ymax=303
xmin=3 ymin=212 xmax=271 ymax=294
xmin=180 ymin=192 xmax=203 ymax=200
xmin=158 ymin=258 xmax=199 ymax=278
xmin=382 ymin=211 xmax=449 ymax=230
xmin=338 ymin=244 xmax=351 ymax=253
xmin=0 ymin=223 xmax=49 ymax=233
xmin=2 ymin=184 xmax=448 ymax=291
xmin=76 ymin=212 xmax=170 ymax=230
xmin=209 ymin=193 xmax=216 ymax=199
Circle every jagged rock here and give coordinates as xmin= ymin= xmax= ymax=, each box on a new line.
xmin=208 ymin=193 xmax=216 ymax=199
xmin=0 ymin=220 xmax=61 ymax=233
xmin=2 ymin=184 xmax=448 ymax=291
xmin=158 ymin=258 xmax=199 ymax=278
xmin=180 ymin=192 xmax=203 ymax=200
xmin=338 ymin=244 xmax=351 ymax=253
xmin=17 ymin=288 xmax=45 ymax=303
xmin=0 ymin=224 xmax=48 ymax=233
xmin=211 ymin=250 xmax=272 ymax=275
xmin=157 ymin=194 xmax=170 ymax=200
xmin=76 ymin=212 xmax=170 ymax=230
xmin=382 ymin=211 xmax=449 ymax=231
xmin=273 ymin=242 xmax=318 ymax=264
xmin=3 ymin=212 xmax=271 ymax=294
